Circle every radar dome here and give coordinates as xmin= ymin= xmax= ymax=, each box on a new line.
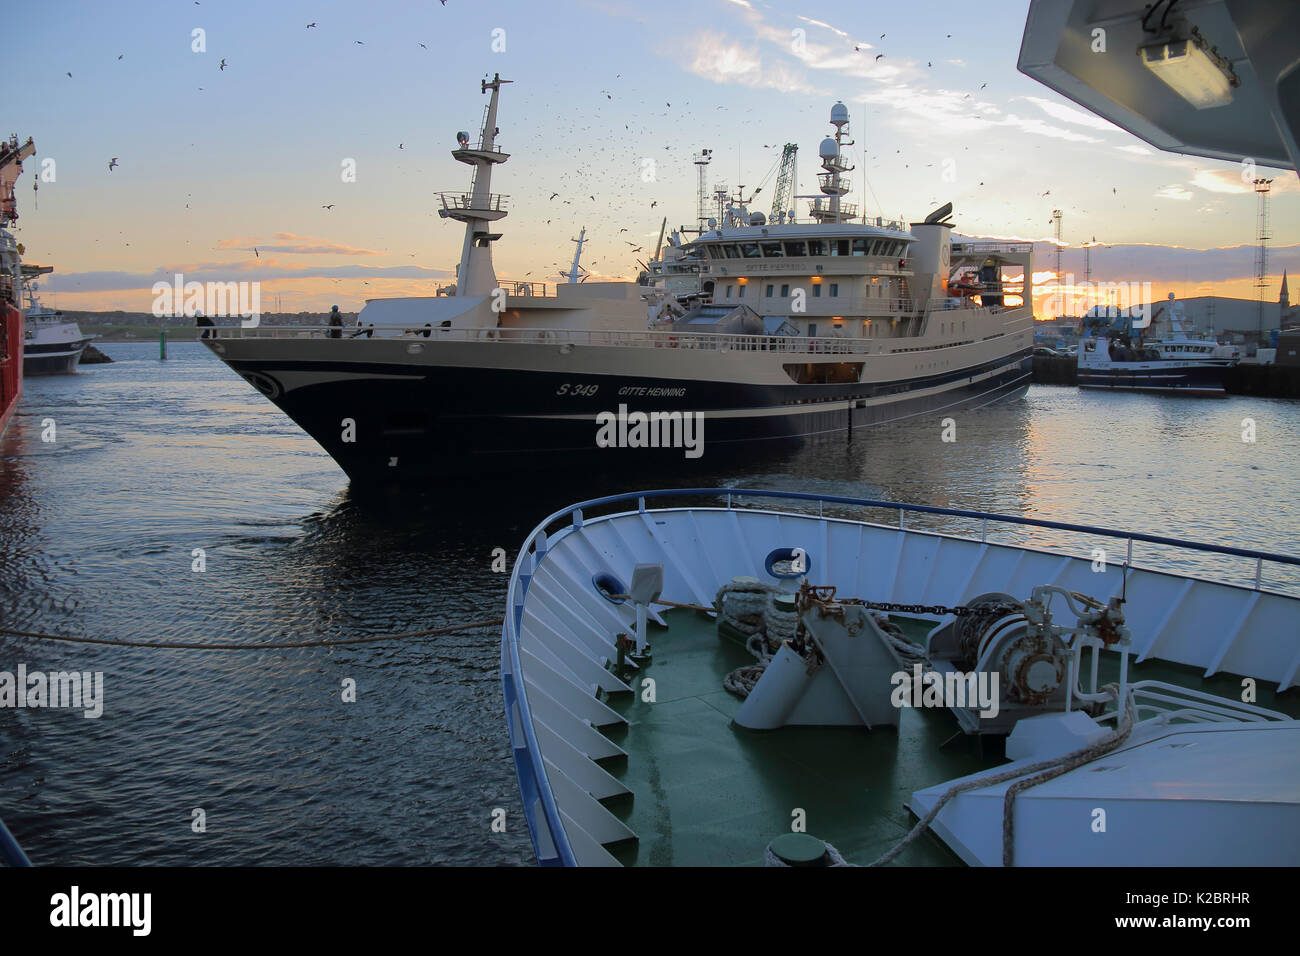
xmin=819 ymin=137 xmax=839 ymax=160
xmin=749 ymin=211 xmax=767 ymax=226
xmin=830 ymin=101 xmax=850 ymax=126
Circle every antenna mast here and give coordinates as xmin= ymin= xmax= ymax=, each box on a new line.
xmin=693 ymin=150 xmax=713 ymax=234
xmin=1253 ymin=177 xmax=1272 ymax=340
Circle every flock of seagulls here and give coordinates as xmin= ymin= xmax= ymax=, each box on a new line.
xmin=72 ymin=19 xmax=1112 ymax=287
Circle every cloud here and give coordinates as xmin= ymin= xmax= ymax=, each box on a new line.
xmin=1018 ymin=95 xmax=1119 ymax=131
xmin=796 ymin=16 xmax=850 ymax=39
xmin=677 ymin=34 xmax=823 ymax=94
xmin=1116 ymin=144 xmax=1153 ymax=155
xmin=40 ymin=262 xmax=451 ymax=293
xmin=1155 ymin=184 xmax=1193 ymax=200
xmin=1190 ymin=167 xmax=1300 ymax=195
xmin=214 ymin=233 xmax=382 ymax=255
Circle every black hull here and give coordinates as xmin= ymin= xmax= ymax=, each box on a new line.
xmin=23 ymin=339 xmax=91 ymax=376
xmin=221 ymin=352 xmax=1031 ymax=483
xmin=1078 ymin=362 xmax=1228 ymax=396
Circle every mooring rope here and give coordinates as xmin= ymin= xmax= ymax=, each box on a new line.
xmin=0 ymin=617 xmax=504 ymax=650
xmin=866 ymin=688 xmax=1136 ymax=867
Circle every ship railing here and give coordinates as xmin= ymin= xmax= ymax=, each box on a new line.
xmin=436 ymin=191 xmax=509 ymax=214
xmin=951 ymin=241 xmax=1034 ymax=256
xmin=503 ymin=488 xmax=1300 ymax=865
xmin=502 ymin=281 xmax=555 ymax=297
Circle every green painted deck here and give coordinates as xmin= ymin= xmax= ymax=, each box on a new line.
xmin=595 ymin=608 xmax=1300 ymax=867
xmin=599 ymin=608 xmax=979 ymax=866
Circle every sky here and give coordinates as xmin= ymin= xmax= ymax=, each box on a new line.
xmin=7 ymin=0 xmax=1299 ymax=319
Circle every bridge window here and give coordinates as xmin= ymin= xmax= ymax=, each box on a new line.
xmin=784 ymin=240 xmax=807 ymax=256
xmin=761 ymin=242 xmax=783 ymax=257
xmin=740 ymin=242 xmax=761 ymax=258
xmin=851 ymin=238 xmax=868 ymax=255
xmin=806 ymin=239 xmax=827 ymax=256
xmin=724 ymin=245 xmax=740 ymax=259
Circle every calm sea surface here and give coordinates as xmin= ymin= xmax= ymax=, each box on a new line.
xmin=1 ymin=341 xmax=1298 ymax=864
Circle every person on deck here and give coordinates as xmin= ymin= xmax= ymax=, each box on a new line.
xmin=328 ymin=305 xmax=343 ymax=339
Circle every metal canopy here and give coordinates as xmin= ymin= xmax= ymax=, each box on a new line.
xmin=1018 ymin=0 xmax=1299 ymax=171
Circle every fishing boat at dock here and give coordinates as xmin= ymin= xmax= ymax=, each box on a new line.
xmin=21 ymin=264 xmax=92 ymax=375
xmin=201 ymin=73 xmax=1032 ymax=483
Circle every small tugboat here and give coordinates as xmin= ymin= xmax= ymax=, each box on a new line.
xmin=501 ymin=489 xmax=1300 ymax=866
xmin=22 ymin=264 xmax=93 ymax=375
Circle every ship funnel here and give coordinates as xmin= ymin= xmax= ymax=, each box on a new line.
xmin=924 ymin=202 xmax=954 ymax=224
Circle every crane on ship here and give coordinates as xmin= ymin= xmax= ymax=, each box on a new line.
xmin=769 ymin=143 xmax=797 ymax=224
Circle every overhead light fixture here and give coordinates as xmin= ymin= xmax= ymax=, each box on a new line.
xmin=1139 ymin=27 xmax=1239 ymax=110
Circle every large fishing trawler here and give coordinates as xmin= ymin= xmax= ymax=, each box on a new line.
xmin=203 ymin=74 xmax=1032 ymax=483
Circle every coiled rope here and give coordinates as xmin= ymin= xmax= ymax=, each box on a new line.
xmin=0 ymin=618 xmax=504 ymax=651
xmin=764 ymin=841 xmax=851 ymax=867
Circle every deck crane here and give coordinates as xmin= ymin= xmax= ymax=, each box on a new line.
xmin=769 ymin=143 xmax=798 ymax=223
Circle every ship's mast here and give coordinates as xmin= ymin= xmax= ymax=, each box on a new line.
xmin=438 ymin=74 xmax=512 ymax=297
xmin=561 ymin=227 xmax=588 ymax=283
xmin=809 ymin=102 xmax=854 ymax=224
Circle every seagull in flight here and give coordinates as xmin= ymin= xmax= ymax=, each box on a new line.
xmin=219 ymin=58 xmax=227 ymax=70
xmin=253 ymin=247 xmax=259 ymax=258
xmin=875 ymin=54 xmax=885 ymax=62
xmin=418 ymin=42 xmax=427 ymax=49
xmin=322 ymin=204 xmax=334 ymax=210
xmin=307 ymin=22 xmax=316 ymax=28
xmin=108 ymin=157 xmax=118 ymax=171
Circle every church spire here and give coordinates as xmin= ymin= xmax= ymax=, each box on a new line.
xmin=1281 ymin=269 xmax=1290 ymax=311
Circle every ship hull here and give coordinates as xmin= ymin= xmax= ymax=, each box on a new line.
xmin=1077 ymin=361 xmax=1228 ymax=396
xmin=0 ymin=301 xmax=21 ymax=437
xmin=22 ymin=340 xmax=89 ymax=375
xmin=206 ymin=338 xmax=1031 ymax=482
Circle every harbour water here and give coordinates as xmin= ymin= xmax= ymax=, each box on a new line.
xmin=1 ymin=341 xmax=1297 ymax=864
